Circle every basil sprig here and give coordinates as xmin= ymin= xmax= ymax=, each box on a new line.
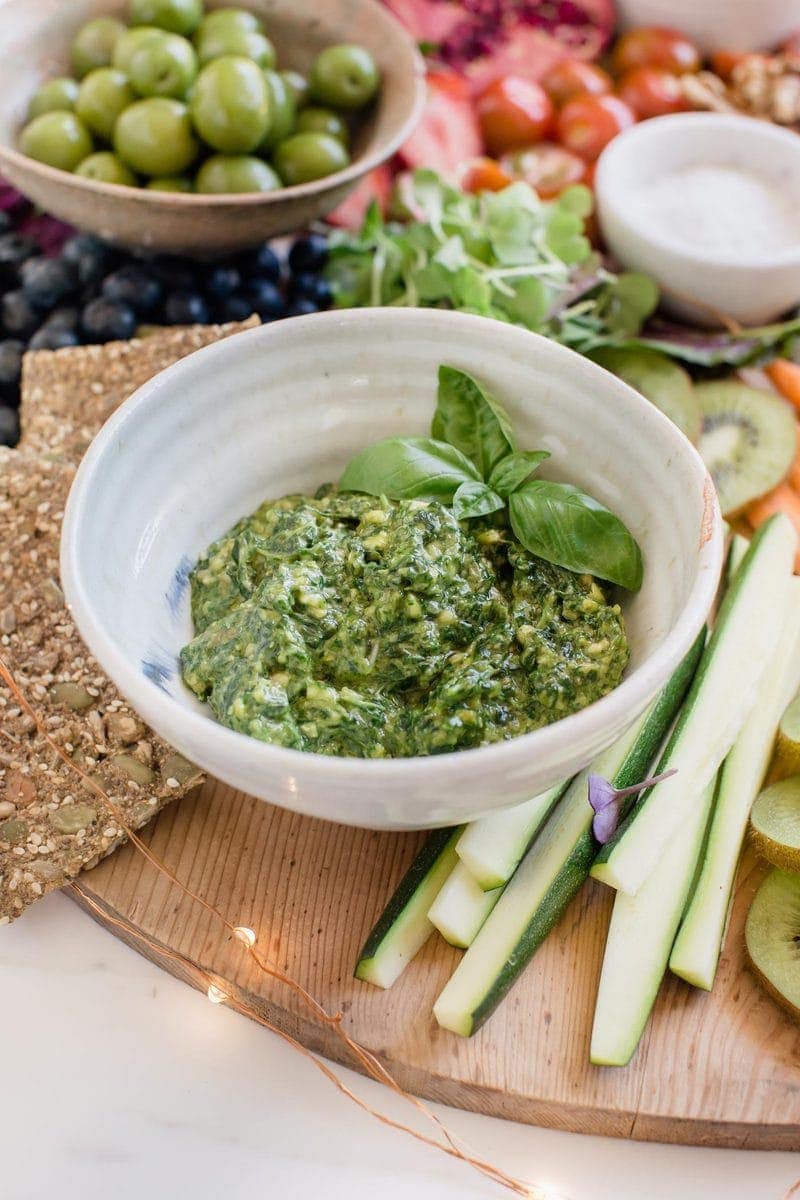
xmin=339 ymin=366 xmax=643 ymax=591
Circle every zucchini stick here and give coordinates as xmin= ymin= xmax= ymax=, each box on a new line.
xmin=455 ymin=782 xmax=568 ymax=891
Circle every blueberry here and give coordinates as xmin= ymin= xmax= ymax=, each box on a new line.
xmin=0 ymin=233 xmax=38 ymax=286
xmin=286 ymin=297 xmax=319 ymax=317
xmin=215 ymin=294 xmax=255 ymax=323
xmin=240 ymin=243 xmax=281 ymax=283
xmin=101 ymin=265 xmax=163 ymax=314
xmin=28 ymin=326 xmax=80 ymax=351
xmin=245 ymin=278 xmax=285 ymax=319
xmin=0 ymin=339 xmax=24 ymax=388
xmin=2 ymin=290 xmax=40 ymax=338
xmin=205 ymin=264 xmax=242 ymax=301
xmin=81 ymin=298 xmax=137 ymax=343
xmin=61 ymin=234 xmax=114 ymax=286
xmin=288 ymin=234 xmax=328 ymax=275
xmin=42 ymin=305 xmax=79 ymax=332
xmin=163 ymin=290 xmax=210 ymax=325
xmin=290 ymin=273 xmax=332 ymax=308
xmin=19 ymin=256 xmax=78 ymax=310
xmin=151 ymin=256 xmax=198 ymax=291
xmin=0 ymin=404 xmax=19 ymax=446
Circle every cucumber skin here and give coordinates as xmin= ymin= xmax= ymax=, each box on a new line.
xmin=593 ymin=522 xmax=777 ymax=872
xmin=355 ymin=827 xmax=460 ymax=975
xmin=466 ymin=629 xmax=705 ymax=1035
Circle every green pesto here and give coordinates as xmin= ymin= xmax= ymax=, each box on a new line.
xmin=180 ymin=489 xmax=629 ymax=758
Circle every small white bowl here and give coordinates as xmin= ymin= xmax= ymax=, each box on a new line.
xmin=596 ymin=113 xmax=800 ymax=326
xmin=615 ymin=0 xmax=800 ymax=53
xmin=60 ymin=309 xmax=722 ymax=830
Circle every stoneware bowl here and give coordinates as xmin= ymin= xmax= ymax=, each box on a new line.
xmin=596 ymin=113 xmax=800 ymax=326
xmin=0 ymin=0 xmax=425 ymax=255
xmin=615 ymin=0 xmax=800 ymax=53
xmin=61 ymin=309 xmax=723 ymax=830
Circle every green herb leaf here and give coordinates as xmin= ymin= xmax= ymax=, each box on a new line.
xmin=339 ymin=436 xmax=481 ymax=503
xmin=493 ymin=276 xmax=549 ymax=328
xmin=432 ymin=365 xmax=517 ymax=480
xmin=489 ymin=450 xmax=550 ymax=498
xmin=603 ymin=273 xmax=660 ymax=337
xmin=509 ymin=481 xmax=643 ymax=591
xmin=452 ymin=481 xmax=505 ymax=521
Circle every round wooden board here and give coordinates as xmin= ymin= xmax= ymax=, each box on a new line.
xmin=68 ymin=777 xmax=800 ymax=1149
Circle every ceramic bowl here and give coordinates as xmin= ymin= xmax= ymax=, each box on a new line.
xmin=614 ymin=0 xmax=800 ymax=52
xmin=0 ymin=0 xmax=425 ymax=255
xmin=60 ymin=309 xmax=722 ymax=830
xmin=595 ymin=113 xmax=800 ymax=326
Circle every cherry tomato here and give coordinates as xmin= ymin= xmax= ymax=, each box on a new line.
xmin=542 ymin=59 xmax=612 ymax=107
xmin=617 ymin=67 xmax=688 ymax=119
xmin=500 ymin=142 xmax=587 ymax=199
xmin=459 ymin=156 xmax=514 ymax=193
xmin=612 ymin=26 xmax=701 ymax=76
xmin=709 ymin=50 xmax=767 ymax=80
xmin=556 ymin=94 xmax=635 ymax=161
xmin=476 ymin=76 xmax=554 ymax=155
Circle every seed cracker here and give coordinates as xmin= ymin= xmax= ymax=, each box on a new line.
xmin=19 ymin=317 xmax=259 ymax=461
xmin=0 ymin=449 xmax=209 ymax=922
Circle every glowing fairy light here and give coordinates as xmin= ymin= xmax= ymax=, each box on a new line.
xmin=233 ymin=925 xmax=256 ymax=948
xmin=206 ymin=983 xmax=228 ymax=1005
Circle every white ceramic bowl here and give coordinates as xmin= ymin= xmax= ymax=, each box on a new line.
xmin=60 ymin=309 xmax=722 ymax=830
xmin=596 ymin=113 xmax=800 ymax=327
xmin=614 ymin=0 xmax=800 ymax=53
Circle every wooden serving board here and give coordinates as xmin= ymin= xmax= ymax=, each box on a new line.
xmin=68 ymin=777 xmax=800 ymax=1150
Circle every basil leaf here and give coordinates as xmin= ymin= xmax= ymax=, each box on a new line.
xmin=339 ymin=436 xmax=481 ymax=502
xmin=452 ymin=481 xmax=505 ymax=521
xmin=509 ymin=481 xmax=643 ymax=591
xmin=432 ymin=365 xmax=517 ymax=480
xmin=489 ymin=450 xmax=550 ymax=498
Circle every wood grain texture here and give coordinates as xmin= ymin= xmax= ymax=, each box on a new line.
xmin=69 ymin=778 xmax=800 ymax=1149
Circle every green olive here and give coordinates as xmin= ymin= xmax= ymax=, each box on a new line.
xmin=308 ymin=43 xmax=380 ymax=111
xmin=112 ymin=25 xmax=168 ymax=74
xmin=195 ymin=24 xmax=276 ymax=69
xmin=273 ymin=131 xmax=349 ymax=185
xmin=113 ymin=97 xmax=198 ymax=175
xmin=28 ymin=77 xmax=80 ymax=120
xmin=128 ymin=0 xmax=203 ymax=36
xmin=146 ymin=174 xmax=193 ymax=191
xmin=190 ymin=55 xmax=270 ymax=154
xmin=295 ymin=106 xmax=348 ymax=145
xmin=20 ymin=111 xmax=94 ymax=172
xmin=70 ymin=17 xmax=126 ymax=79
xmin=195 ymin=154 xmax=281 ymax=193
xmin=76 ymin=68 xmax=136 ymax=141
xmin=197 ymin=8 xmax=264 ymax=37
xmin=280 ymin=69 xmax=309 ymax=110
xmin=128 ymin=31 xmax=198 ymax=98
xmin=259 ymin=69 xmax=296 ymax=152
xmin=75 ymin=151 xmax=137 ymax=186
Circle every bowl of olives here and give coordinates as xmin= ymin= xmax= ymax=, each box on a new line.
xmin=0 ymin=0 xmax=425 ymax=254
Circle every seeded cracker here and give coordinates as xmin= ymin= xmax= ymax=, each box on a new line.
xmin=0 ymin=316 xmax=259 ymax=922
xmin=20 ymin=317 xmax=259 ymax=460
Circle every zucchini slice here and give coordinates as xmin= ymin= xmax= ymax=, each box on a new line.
xmin=432 ymin=634 xmax=702 ymax=1038
xmin=455 ymin=782 xmax=568 ymax=891
xmin=592 ymin=514 xmax=796 ymax=897
xmin=427 ymin=862 xmax=503 ymax=949
xmin=591 ymin=776 xmax=717 ymax=1066
xmin=355 ymin=827 xmax=461 ymax=988
xmin=670 ymin=578 xmax=800 ymax=989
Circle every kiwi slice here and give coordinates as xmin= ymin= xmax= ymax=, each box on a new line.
xmin=694 ymin=381 xmax=797 ymax=517
xmin=590 ymin=347 xmax=700 ymax=443
xmin=745 ymin=868 xmax=800 ymax=1020
xmin=771 ymin=692 xmax=800 ymax=782
xmin=750 ymin=777 xmax=800 ymax=871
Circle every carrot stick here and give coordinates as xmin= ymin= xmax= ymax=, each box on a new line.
xmin=746 ymin=483 xmax=800 ymax=572
xmin=766 ymin=359 xmax=800 ymax=414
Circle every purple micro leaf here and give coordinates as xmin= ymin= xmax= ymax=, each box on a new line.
xmin=588 ymin=768 xmax=678 ymax=844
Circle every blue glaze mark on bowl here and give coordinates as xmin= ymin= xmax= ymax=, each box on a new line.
xmin=166 ymin=554 xmax=193 ymax=618
xmin=142 ymin=657 xmax=173 ymax=692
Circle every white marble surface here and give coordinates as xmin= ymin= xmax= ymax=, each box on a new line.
xmin=2 ymin=890 xmax=798 ymax=1200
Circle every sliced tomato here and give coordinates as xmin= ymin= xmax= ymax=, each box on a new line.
xmin=500 ymin=142 xmax=587 ymax=199
xmin=543 ymin=58 xmax=612 ymax=106
xmin=398 ymin=69 xmax=482 ymax=174
xmin=557 ymin=93 xmax=636 ymax=161
xmin=476 ymin=76 xmax=554 ymax=154
xmin=617 ymin=66 xmax=688 ymax=119
xmin=611 ymin=26 xmax=701 ymax=76
xmin=326 ymin=164 xmax=393 ymax=230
